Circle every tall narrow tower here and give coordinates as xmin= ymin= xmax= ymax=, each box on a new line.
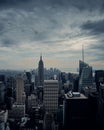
xmin=38 ymin=54 xmax=44 ymax=86
xmin=82 ymin=44 xmax=84 ymax=62
xmin=16 ymin=75 xmax=25 ymax=104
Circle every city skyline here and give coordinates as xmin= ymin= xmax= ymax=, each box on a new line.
xmin=0 ymin=0 xmax=104 ymax=72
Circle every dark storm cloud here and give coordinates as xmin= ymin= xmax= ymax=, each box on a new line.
xmin=0 ymin=0 xmax=104 ymax=11
xmin=0 ymin=0 xmax=28 ymax=4
xmin=86 ymin=40 xmax=104 ymax=62
xmin=0 ymin=22 xmax=5 ymax=35
xmin=90 ymin=41 xmax=104 ymax=50
xmin=1 ymin=39 xmax=15 ymax=47
xmin=81 ymin=19 xmax=104 ymax=35
xmin=90 ymin=53 xmax=104 ymax=61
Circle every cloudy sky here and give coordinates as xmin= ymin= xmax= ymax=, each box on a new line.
xmin=0 ymin=0 xmax=104 ymax=72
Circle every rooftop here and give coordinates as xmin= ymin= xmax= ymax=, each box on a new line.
xmin=65 ymin=92 xmax=88 ymax=99
xmin=44 ymin=80 xmax=58 ymax=83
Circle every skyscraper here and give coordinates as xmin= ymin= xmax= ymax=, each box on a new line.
xmin=97 ymin=82 xmax=104 ymax=130
xmin=95 ymin=70 xmax=104 ymax=92
xmin=63 ymin=92 xmax=95 ymax=130
xmin=38 ymin=55 xmax=44 ymax=86
xmin=0 ymin=82 xmax=5 ymax=104
xmin=43 ymin=80 xmax=59 ymax=113
xmin=16 ymin=75 xmax=25 ymax=104
xmin=79 ymin=60 xmax=89 ymax=77
xmin=79 ymin=65 xmax=93 ymax=92
xmin=79 ymin=60 xmax=93 ymax=92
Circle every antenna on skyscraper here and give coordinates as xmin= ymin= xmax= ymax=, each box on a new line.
xmin=82 ymin=44 xmax=84 ymax=62
xmin=40 ymin=52 xmax=42 ymax=60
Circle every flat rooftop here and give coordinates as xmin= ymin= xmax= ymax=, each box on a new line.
xmin=65 ymin=93 xmax=88 ymax=99
xmin=44 ymin=80 xmax=58 ymax=83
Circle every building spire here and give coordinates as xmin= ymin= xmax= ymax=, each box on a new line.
xmin=82 ymin=44 xmax=84 ymax=62
xmin=38 ymin=53 xmax=44 ymax=86
xmin=40 ymin=53 xmax=42 ymax=60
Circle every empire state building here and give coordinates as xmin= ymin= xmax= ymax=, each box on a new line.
xmin=38 ymin=55 xmax=44 ymax=86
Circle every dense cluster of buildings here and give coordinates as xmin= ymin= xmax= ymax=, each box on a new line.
xmin=0 ymin=55 xmax=104 ymax=130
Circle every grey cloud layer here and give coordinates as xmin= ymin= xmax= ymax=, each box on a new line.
xmin=90 ymin=40 xmax=104 ymax=50
xmin=0 ymin=0 xmax=104 ymax=47
xmin=0 ymin=0 xmax=104 ymax=11
xmin=0 ymin=0 xmax=104 ymax=70
xmin=0 ymin=6 xmax=77 ymax=47
xmin=81 ymin=18 xmax=104 ymax=62
xmin=81 ymin=19 xmax=104 ymax=35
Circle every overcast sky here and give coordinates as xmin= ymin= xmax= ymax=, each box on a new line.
xmin=0 ymin=0 xmax=104 ymax=72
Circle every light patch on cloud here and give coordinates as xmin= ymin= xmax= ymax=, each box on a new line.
xmin=90 ymin=61 xmax=104 ymax=70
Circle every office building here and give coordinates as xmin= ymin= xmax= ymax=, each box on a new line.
xmin=73 ymin=76 xmax=79 ymax=92
xmin=8 ymin=104 xmax=25 ymax=120
xmin=97 ymin=82 xmax=104 ymax=130
xmin=0 ymin=110 xmax=8 ymax=130
xmin=38 ymin=55 xmax=44 ymax=86
xmin=26 ymin=72 xmax=31 ymax=83
xmin=0 ymin=82 xmax=5 ymax=104
xmin=63 ymin=92 xmax=89 ymax=130
xmin=25 ymin=83 xmax=31 ymax=96
xmin=95 ymin=70 xmax=104 ymax=92
xmin=27 ymin=94 xmax=37 ymax=111
xmin=79 ymin=65 xmax=93 ymax=92
xmin=43 ymin=80 xmax=59 ymax=113
xmin=0 ymin=110 xmax=8 ymax=123
xmin=6 ymin=76 xmax=16 ymax=97
xmin=16 ymin=76 xmax=25 ymax=104
xmin=79 ymin=60 xmax=89 ymax=77
xmin=43 ymin=112 xmax=55 ymax=130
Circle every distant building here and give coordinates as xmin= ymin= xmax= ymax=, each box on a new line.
xmin=43 ymin=113 xmax=55 ymax=130
xmin=43 ymin=80 xmax=59 ymax=113
xmin=82 ymin=86 xmax=96 ymax=97
xmin=0 ymin=110 xmax=8 ymax=123
xmin=95 ymin=70 xmax=104 ymax=92
xmin=0 ymin=82 xmax=5 ymax=104
xmin=88 ymin=92 xmax=98 ymax=130
xmin=37 ymin=86 xmax=43 ymax=101
xmin=8 ymin=104 xmax=25 ymax=120
xmin=26 ymin=72 xmax=31 ymax=83
xmin=60 ymin=72 xmax=67 ymax=84
xmin=16 ymin=76 xmax=25 ymax=104
xmin=35 ymin=75 xmax=38 ymax=87
xmin=27 ymin=94 xmax=37 ymax=111
xmin=57 ymin=105 xmax=63 ymax=130
xmin=25 ymin=83 xmax=31 ymax=96
xmin=97 ymin=82 xmax=104 ymax=130
xmin=25 ymin=83 xmax=32 ymax=113
xmin=0 ymin=110 xmax=8 ymax=130
xmin=38 ymin=55 xmax=44 ymax=86
xmin=0 ymin=75 xmax=6 ymax=84
xmin=73 ymin=76 xmax=79 ymax=92
xmin=0 ymin=122 xmax=5 ymax=130
xmin=6 ymin=76 xmax=16 ymax=98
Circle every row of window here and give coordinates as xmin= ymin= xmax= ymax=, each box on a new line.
xmin=44 ymin=88 xmax=58 ymax=90
xmin=44 ymin=101 xmax=58 ymax=103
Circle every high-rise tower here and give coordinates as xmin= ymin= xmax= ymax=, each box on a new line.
xmin=43 ymin=80 xmax=59 ymax=113
xmin=38 ymin=54 xmax=44 ymax=86
xmin=16 ymin=75 xmax=25 ymax=104
xmin=79 ymin=60 xmax=89 ymax=77
xmin=79 ymin=65 xmax=93 ymax=92
xmin=79 ymin=46 xmax=93 ymax=92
